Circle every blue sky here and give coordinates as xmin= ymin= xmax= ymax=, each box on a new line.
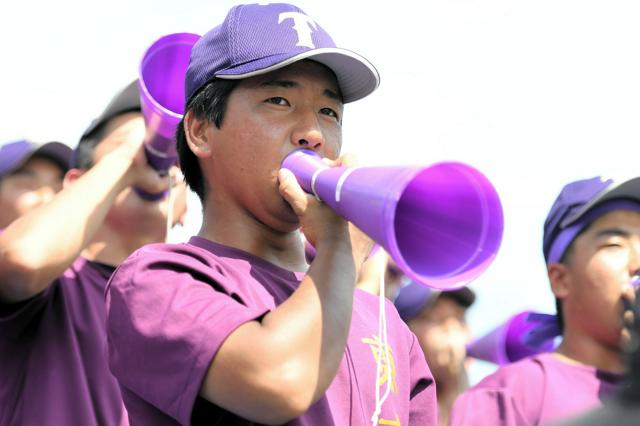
xmin=2 ymin=0 xmax=639 ymax=382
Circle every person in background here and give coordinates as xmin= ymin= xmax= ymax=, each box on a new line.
xmin=356 ymin=249 xmax=410 ymax=300
xmin=0 ymin=139 xmax=72 ymax=228
xmin=0 ymin=81 xmax=186 ymax=425
xmin=394 ymin=282 xmax=475 ymax=426
xmin=451 ymin=175 xmax=640 ymax=426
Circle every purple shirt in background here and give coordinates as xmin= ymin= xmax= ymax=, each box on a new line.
xmin=0 ymin=257 xmax=128 ymax=426
xmin=450 ymin=353 xmax=622 ymax=426
xmin=106 ymin=236 xmax=437 ymax=425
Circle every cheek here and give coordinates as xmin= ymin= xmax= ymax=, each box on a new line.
xmin=576 ymin=254 xmax=627 ymax=307
xmin=7 ymin=189 xmax=47 ymax=214
xmin=322 ymin=130 xmax=342 ymax=159
xmin=410 ymin=323 xmax=439 ymax=350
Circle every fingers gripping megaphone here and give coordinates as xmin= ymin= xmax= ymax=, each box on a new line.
xmin=281 ymin=149 xmax=505 ymax=290
xmin=135 ymin=32 xmax=200 ymax=200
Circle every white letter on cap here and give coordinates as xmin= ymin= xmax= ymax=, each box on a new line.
xmin=278 ymin=12 xmax=318 ymax=49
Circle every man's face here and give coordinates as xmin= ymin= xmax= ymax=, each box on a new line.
xmin=561 ymin=209 xmax=640 ymax=349
xmin=201 ymin=60 xmax=344 ymax=232
xmin=408 ymin=296 xmax=470 ymax=384
xmin=0 ymin=156 xmax=64 ymax=228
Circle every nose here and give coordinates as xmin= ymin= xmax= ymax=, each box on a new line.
xmin=290 ymin=110 xmax=324 ymax=152
xmin=36 ymin=186 xmax=56 ymax=206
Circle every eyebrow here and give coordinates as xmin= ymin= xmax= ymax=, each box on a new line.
xmin=260 ymin=79 xmax=342 ymax=102
xmin=594 ymin=228 xmax=631 ymax=239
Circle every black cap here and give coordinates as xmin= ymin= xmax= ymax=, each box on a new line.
xmin=80 ymin=80 xmax=140 ymax=141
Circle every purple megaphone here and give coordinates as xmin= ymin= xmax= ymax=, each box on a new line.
xmin=466 ymin=311 xmax=559 ymax=365
xmin=281 ymin=149 xmax=504 ymax=290
xmin=136 ymin=32 xmax=200 ymax=200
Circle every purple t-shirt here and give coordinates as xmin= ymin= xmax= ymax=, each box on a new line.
xmin=0 ymin=257 xmax=128 ymax=426
xmin=106 ymin=236 xmax=436 ymax=425
xmin=450 ymin=353 xmax=622 ymax=426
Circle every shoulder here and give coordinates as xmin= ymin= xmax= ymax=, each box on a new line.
xmin=473 ymin=355 xmax=547 ymax=390
xmin=108 ymin=242 xmax=223 ymax=289
xmin=451 ymin=356 xmax=547 ymax=425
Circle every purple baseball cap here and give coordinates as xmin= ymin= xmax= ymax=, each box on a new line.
xmin=0 ymin=140 xmax=72 ymax=178
xmin=543 ymin=176 xmax=640 ymax=264
xmin=185 ymin=3 xmax=380 ymax=104
xmin=394 ymin=281 xmax=475 ymax=322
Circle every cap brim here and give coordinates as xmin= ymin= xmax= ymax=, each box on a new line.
xmin=33 ymin=142 xmax=73 ymax=172
xmin=81 ymin=80 xmax=141 ymax=140
xmin=0 ymin=141 xmax=72 ymax=177
xmin=216 ymin=47 xmax=380 ymax=103
xmin=0 ymin=141 xmax=35 ymax=177
xmin=562 ymin=176 xmax=640 ymax=227
xmin=394 ymin=282 xmax=437 ymax=321
xmin=441 ymin=286 xmax=476 ymax=308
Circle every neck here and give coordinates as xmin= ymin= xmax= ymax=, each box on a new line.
xmin=555 ymin=326 xmax=625 ymax=373
xmin=436 ymin=378 xmax=464 ymax=426
xmin=199 ymin=201 xmax=307 ymax=272
xmin=81 ymin=223 xmax=165 ymax=266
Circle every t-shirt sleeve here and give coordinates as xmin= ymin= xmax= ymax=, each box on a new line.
xmin=106 ymin=247 xmax=270 ymax=425
xmin=0 ymin=286 xmax=51 ymax=340
xmin=449 ymin=360 xmax=545 ymax=426
xmin=407 ymin=332 xmax=438 ymax=426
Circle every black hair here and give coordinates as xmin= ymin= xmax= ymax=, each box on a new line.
xmin=553 ymin=221 xmax=591 ymax=334
xmin=73 ymin=124 xmax=110 ymax=169
xmin=176 ymin=79 xmax=239 ymax=203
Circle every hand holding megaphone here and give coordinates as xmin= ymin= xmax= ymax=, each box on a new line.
xmin=135 ymin=32 xmax=200 ymax=200
xmin=281 ymin=149 xmax=504 ymax=290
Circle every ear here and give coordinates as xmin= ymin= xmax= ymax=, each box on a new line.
xmin=548 ymin=262 xmax=571 ymax=300
xmin=184 ymin=110 xmax=213 ymax=159
xmin=62 ymin=168 xmax=85 ymax=189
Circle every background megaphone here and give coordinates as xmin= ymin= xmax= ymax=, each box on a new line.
xmin=281 ymin=149 xmax=504 ymax=290
xmin=466 ymin=310 xmax=559 ymax=365
xmin=136 ymin=32 xmax=200 ymax=200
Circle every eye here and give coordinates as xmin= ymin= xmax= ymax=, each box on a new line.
xmin=601 ymin=238 xmax=625 ymax=249
xmin=265 ymin=97 xmax=290 ymax=106
xmin=320 ymin=107 xmax=340 ymax=121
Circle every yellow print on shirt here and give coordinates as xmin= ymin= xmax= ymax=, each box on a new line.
xmin=379 ymin=415 xmax=401 ymax=425
xmin=361 ymin=335 xmax=398 ymax=395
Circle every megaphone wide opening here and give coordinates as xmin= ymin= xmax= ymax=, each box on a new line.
xmin=393 ymin=163 xmax=503 ymax=285
xmin=140 ymin=34 xmax=199 ymax=116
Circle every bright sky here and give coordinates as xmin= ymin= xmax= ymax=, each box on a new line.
xmin=2 ymin=0 xmax=639 ymax=383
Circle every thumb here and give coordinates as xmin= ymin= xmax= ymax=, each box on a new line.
xmin=278 ymin=168 xmax=308 ymax=216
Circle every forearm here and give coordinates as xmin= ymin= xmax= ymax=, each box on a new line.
xmin=0 ymin=152 xmax=133 ymax=302
xmin=267 ymin=240 xmax=358 ymax=398
xmin=202 ymin=239 xmax=362 ymax=423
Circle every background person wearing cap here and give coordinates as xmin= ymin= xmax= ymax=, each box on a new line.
xmin=0 ymin=139 xmax=72 ymax=228
xmin=394 ymin=282 xmax=475 ymax=426
xmin=106 ymin=3 xmax=436 ymax=425
xmin=0 ymin=81 xmax=186 ymax=425
xmin=450 ymin=176 xmax=640 ymax=426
